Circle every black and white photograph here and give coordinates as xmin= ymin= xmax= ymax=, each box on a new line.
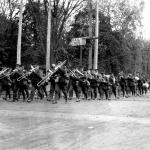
xmin=0 ymin=0 xmax=150 ymax=149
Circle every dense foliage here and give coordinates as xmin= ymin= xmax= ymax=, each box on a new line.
xmin=0 ymin=0 xmax=150 ymax=77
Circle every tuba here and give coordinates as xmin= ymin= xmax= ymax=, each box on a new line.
xmin=37 ymin=60 xmax=67 ymax=87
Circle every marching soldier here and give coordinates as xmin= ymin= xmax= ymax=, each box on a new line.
xmin=98 ymin=72 xmax=110 ymax=100
xmin=27 ymin=65 xmax=45 ymax=102
xmin=88 ymin=69 xmax=98 ymax=100
xmin=68 ymin=70 xmax=81 ymax=102
xmin=48 ymin=62 xmax=68 ymax=104
xmin=54 ymin=65 xmax=69 ymax=103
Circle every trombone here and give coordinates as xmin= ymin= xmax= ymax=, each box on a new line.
xmin=68 ymin=69 xmax=78 ymax=78
xmin=0 ymin=68 xmax=9 ymax=79
xmin=74 ymin=69 xmax=84 ymax=77
xmin=17 ymin=65 xmax=38 ymax=82
xmin=37 ymin=69 xmax=53 ymax=87
xmin=17 ymin=72 xmax=27 ymax=81
xmin=37 ymin=60 xmax=67 ymax=87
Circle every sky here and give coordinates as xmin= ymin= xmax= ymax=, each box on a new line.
xmin=142 ymin=0 xmax=150 ymax=39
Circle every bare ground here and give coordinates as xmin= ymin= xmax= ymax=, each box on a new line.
xmin=0 ymin=93 xmax=150 ymax=150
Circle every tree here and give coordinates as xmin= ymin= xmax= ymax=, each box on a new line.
xmin=24 ymin=0 xmax=85 ymax=66
xmin=0 ymin=0 xmax=19 ymax=67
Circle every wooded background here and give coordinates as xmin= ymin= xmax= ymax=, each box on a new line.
xmin=0 ymin=0 xmax=149 ymax=77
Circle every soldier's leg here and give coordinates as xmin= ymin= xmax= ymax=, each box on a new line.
xmin=20 ymin=88 xmax=26 ymax=101
xmin=49 ymin=82 xmax=55 ymax=101
xmin=37 ymin=87 xmax=44 ymax=100
xmin=81 ymin=86 xmax=88 ymax=100
xmin=42 ymin=85 xmax=48 ymax=100
xmin=112 ymin=85 xmax=117 ymax=99
xmin=73 ymin=83 xmax=80 ymax=100
xmin=98 ymin=85 xmax=104 ymax=100
xmin=13 ymin=84 xmax=19 ymax=102
xmin=4 ymin=84 xmax=11 ymax=100
xmin=104 ymin=89 xmax=109 ymax=100
xmin=53 ymin=83 xmax=60 ymax=104
xmin=24 ymin=86 xmax=29 ymax=99
xmin=27 ymin=86 xmax=36 ymax=102
xmin=94 ymin=86 xmax=98 ymax=100
xmin=61 ymin=85 xmax=68 ymax=103
xmin=68 ymin=84 xmax=74 ymax=100
xmin=102 ymin=85 xmax=109 ymax=100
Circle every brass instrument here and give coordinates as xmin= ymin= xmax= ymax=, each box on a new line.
xmin=7 ymin=68 xmax=18 ymax=76
xmin=54 ymin=60 xmax=66 ymax=71
xmin=86 ymin=71 xmax=93 ymax=79
xmin=74 ymin=69 xmax=84 ymax=77
xmin=17 ymin=72 xmax=27 ymax=81
xmin=28 ymin=65 xmax=37 ymax=74
xmin=17 ymin=65 xmax=38 ymax=82
xmin=37 ymin=69 xmax=53 ymax=87
xmin=37 ymin=60 xmax=66 ymax=87
xmin=69 ymin=69 xmax=78 ymax=78
xmin=0 ymin=68 xmax=9 ymax=79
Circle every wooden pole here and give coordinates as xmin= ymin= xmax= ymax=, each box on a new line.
xmin=93 ymin=0 xmax=99 ymax=69
xmin=17 ymin=0 xmax=23 ymax=65
xmin=80 ymin=45 xmax=83 ymax=67
xmin=88 ymin=0 xmax=93 ymax=70
xmin=46 ymin=0 xmax=51 ymax=71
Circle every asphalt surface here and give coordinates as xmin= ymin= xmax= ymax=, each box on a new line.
xmin=0 ymin=93 xmax=150 ymax=150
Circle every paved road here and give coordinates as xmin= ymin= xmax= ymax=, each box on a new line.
xmin=0 ymin=93 xmax=150 ymax=150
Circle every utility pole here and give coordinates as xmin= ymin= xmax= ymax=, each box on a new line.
xmin=46 ymin=0 xmax=51 ymax=71
xmin=17 ymin=0 xmax=23 ymax=65
xmin=93 ymin=0 xmax=99 ymax=70
xmin=80 ymin=45 xmax=83 ymax=67
xmin=88 ymin=0 xmax=93 ymax=70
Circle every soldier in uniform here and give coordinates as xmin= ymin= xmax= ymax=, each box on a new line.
xmin=109 ymin=73 xmax=117 ymax=99
xmin=17 ymin=65 xmax=29 ymax=101
xmin=118 ymin=71 xmax=128 ymax=97
xmin=68 ymin=70 xmax=81 ymax=102
xmin=56 ymin=65 xmax=69 ymax=103
xmin=78 ymin=70 xmax=90 ymax=100
xmin=127 ymin=73 xmax=136 ymax=96
xmin=11 ymin=64 xmax=22 ymax=101
xmin=88 ymin=69 xmax=98 ymax=100
xmin=27 ymin=65 xmax=45 ymax=102
xmin=98 ymin=72 xmax=110 ymax=100
xmin=50 ymin=63 xmax=69 ymax=104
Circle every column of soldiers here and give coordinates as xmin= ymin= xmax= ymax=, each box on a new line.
xmin=0 ymin=61 xmax=149 ymax=104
